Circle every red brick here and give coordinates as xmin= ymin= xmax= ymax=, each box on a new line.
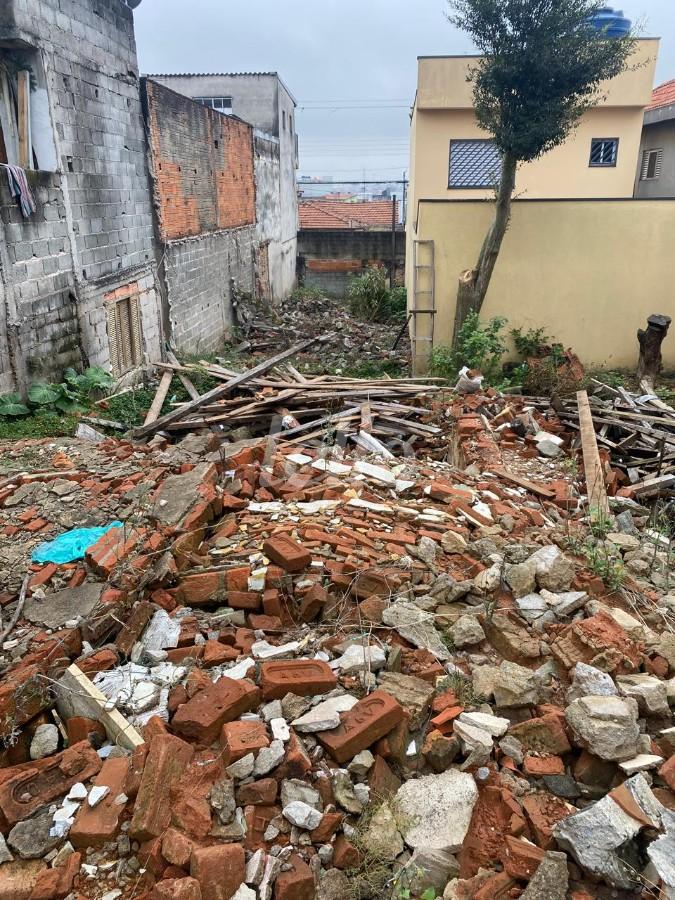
xmin=129 ymin=733 xmax=194 ymax=841
xmin=161 ymin=827 xmax=195 ymax=868
xmin=150 ymin=879 xmax=202 ymax=900
xmin=189 ymin=844 xmax=245 ymax=900
xmin=227 ymin=591 xmax=262 ymax=610
xmin=65 ymin=716 xmax=107 ymax=746
xmin=319 ymin=690 xmax=405 ymax=764
xmin=263 ymin=533 xmax=311 ymax=573
xmin=274 ymin=853 xmax=315 ymax=900
xmin=0 ymin=741 xmax=101 ymax=827
xmin=333 ymin=835 xmax=360 ymax=869
xmin=78 ymin=647 xmax=118 ymax=676
xmin=244 ymin=804 xmax=279 ymax=851
xmin=29 ymin=564 xmax=58 ymax=590
xmin=236 ymin=777 xmax=278 ymax=806
xmin=202 ymin=640 xmax=238 ymax=667
xmin=260 ymin=659 xmax=336 ymax=700
xmin=85 ymin=525 xmax=142 ymax=577
xmin=0 ymin=664 xmax=52 ymax=739
xmin=298 ymin=583 xmax=327 ymax=622
xmin=115 ymin=600 xmax=155 ymax=656
xmin=172 ymin=677 xmax=261 ymax=744
xmin=220 ymin=720 xmax=269 ymax=765
xmin=521 ymin=792 xmax=573 ymax=849
xmin=522 ymin=755 xmax=565 ymax=777
xmin=70 ymin=756 xmax=130 ymax=848
xmin=29 ymin=851 xmax=81 ymax=900
xmin=178 ymin=572 xmax=226 ymax=606
xmin=660 ymin=755 xmax=675 ymax=790
xmin=310 ymin=811 xmax=342 ymax=842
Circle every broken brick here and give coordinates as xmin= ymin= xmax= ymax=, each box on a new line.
xmin=319 ymin=690 xmax=405 ymax=764
xmin=172 ymin=677 xmax=261 ymax=744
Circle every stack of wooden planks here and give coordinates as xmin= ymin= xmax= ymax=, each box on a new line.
xmin=132 ymin=337 xmax=444 ymax=452
xmin=532 ymin=379 xmax=675 ymax=494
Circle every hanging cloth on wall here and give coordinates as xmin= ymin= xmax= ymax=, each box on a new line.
xmin=1 ymin=163 xmax=36 ymax=217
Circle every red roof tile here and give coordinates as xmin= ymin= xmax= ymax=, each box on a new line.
xmin=648 ymin=79 xmax=675 ymax=111
xmin=299 ymin=199 xmax=398 ymax=230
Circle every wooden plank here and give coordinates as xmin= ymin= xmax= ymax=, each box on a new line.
xmin=166 ymin=350 xmax=201 ymax=401
xmin=360 ymin=403 xmax=373 ymax=433
xmin=143 ymin=370 xmax=173 ymax=425
xmin=631 ymin=473 xmax=675 ymax=498
xmin=275 ymin=406 xmax=363 ymax=440
xmin=17 ymin=70 xmax=31 ymax=169
xmin=577 ymin=390 xmax=611 ymax=521
xmin=489 ymin=467 xmax=555 ymax=499
xmin=131 ymin=336 xmax=321 ymax=439
xmin=0 ymin=71 xmax=20 ymax=165
xmin=56 ymin=664 xmax=144 ymax=751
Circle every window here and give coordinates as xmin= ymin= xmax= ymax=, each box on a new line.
xmin=449 ymin=139 xmax=502 ymax=188
xmin=194 ymin=96 xmax=233 ymax=114
xmin=641 ymin=148 xmax=663 ymax=181
xmin=282 ymin=110 xmax=286 ymax=130
xmin=589 ymin=138 xmax=619 ymax=167
xmin=106 ymin=292 xmax=142 ymax=377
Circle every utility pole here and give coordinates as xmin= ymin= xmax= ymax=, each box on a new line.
xmin=390 ymin=196 xmax=397 ymax=290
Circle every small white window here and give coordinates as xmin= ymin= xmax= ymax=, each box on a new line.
xmin=194 ymin=97 xmax=232 ymax=114
xmin=589 ymin=138 xmax=619 ymax=167
xmin=641 ymin=148 xmax=663 ymax=180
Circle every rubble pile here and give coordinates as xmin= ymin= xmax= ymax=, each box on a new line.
xmin=0 ymin=388 xmax=674 ymax=900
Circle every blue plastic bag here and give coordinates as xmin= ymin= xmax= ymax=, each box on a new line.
xmin=31 ymin=522 xmax=123 ymax=564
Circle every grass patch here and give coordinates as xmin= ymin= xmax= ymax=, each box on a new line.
xmin=0 ymin=411 xmax=79 ymax=441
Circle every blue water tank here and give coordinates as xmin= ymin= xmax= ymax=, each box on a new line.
xmin=587 ymin=6 xmax=632 ymax=38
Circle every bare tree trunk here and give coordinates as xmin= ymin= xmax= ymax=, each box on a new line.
xmin=452 ymin=151 xmax=518 ymax=346
xmin=637 ymin=314 xmax=671 ymax=393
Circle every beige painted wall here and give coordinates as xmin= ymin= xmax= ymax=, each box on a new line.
xmin=417 ymin=40 xmax=658 ymax=110
xmin=412 ymin=107 xmax=647 ymax=200
xmin=410 ymin=199 xmax=675 ymax=373
xmin=409 ymin=40 xmax=659 ymax=208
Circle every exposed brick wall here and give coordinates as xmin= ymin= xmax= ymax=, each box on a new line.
xmin=0 ymin=0 xmax=162 ymax=387
xmin=144 ymin=79 xmax=256 ymax=241
xmin=142 ymin=78 xmax=259 ymax=353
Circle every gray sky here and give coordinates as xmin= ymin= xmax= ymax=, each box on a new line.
xmin=134 ymin=0 xmax=674 ymax=184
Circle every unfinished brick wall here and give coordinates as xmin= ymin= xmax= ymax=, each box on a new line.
xmin=143 ymin=78 xmax=258 ymax=352
xmin=144 ymin=80 xmax=256 ymax=241
xmin=0 ymin=0 xmax=162 ymax=387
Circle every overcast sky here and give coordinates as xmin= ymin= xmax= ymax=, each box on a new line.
xmin=134 ymin=0 xmax=674 ymax=184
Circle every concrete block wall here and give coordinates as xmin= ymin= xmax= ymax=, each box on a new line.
xmin=164 ymin=227 xmax=256 ymax=355
xmin=0 ymin=0 xmax=162 ymax=388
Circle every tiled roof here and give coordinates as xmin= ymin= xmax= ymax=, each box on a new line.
xmin=648 ymin=79 xmax=675 ymax=111
xmin=299 ymin=199 xmax=398 ymax=230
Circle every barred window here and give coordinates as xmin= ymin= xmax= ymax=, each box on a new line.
xmin=449 ymin=139 xmax=502 ymax=188
xmin=589 ymin=138 xmax=619 ymax=167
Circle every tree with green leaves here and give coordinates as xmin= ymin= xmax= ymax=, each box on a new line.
xmin=447 ymin=0 xmax=636 ymax=344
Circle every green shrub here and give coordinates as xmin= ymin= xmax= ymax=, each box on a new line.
xmin=430 ymin=312 xmax=508 ymax=385
xmin=347 ymin=267 xmax=406 ymax=323
xmin=511 ymin=326 xmax=551 ymax=359
xmin=0 ymin=366 xmax=115 ymax=420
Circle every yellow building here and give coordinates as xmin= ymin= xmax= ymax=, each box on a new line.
xmin=407 ymin=39 xmax=675 ymax=373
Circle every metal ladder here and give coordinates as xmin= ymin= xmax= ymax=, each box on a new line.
xmin=411 ymin=239 xmax=436 ymax=373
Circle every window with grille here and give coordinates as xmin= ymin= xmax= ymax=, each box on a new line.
xmin=106 ymin=292 xmax=143 ymax=377
xmin=449 ymin=139 xmax=503 ymax=188
xmin=194 ymin=97 xmax=233 ymax=114
xmin=589 ymin=138 xmax=619 ymax=167
xmin=640 ymin=148 xmax=663 ymax=181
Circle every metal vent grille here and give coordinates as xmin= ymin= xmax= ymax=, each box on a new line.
xmin=641 ymin=148 xmax=663 ymax=180
xmin=106 ymin=293 xmax=142 ymax=377
xmin=449 ymin=139 xmax=502 ymax=188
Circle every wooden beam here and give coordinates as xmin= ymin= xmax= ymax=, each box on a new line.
xmin=166 ymin=350 xmax=201 ymax=401
xmin=17 ymin=70 xmax=31 ymax=169
xmin=143 ymin=370 xmax=173 ymax=425
xmin=131 ymin=336 xmax=322 ymax=439
xmin=56 ymin=664 xmax=144 ymax=751
xmin=577 ymin=390 xmax=611 ymax=522
xmin=489 ymin=467 xmax=555 ymax=499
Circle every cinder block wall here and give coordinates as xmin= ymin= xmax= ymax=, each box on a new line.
xmin=297 ymin=229 xmax=406 ymax=297
xmin=143 ymin=79 xmax=258 ymax=351
xmin=0 ymin=0 xmax=162 ymax=388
